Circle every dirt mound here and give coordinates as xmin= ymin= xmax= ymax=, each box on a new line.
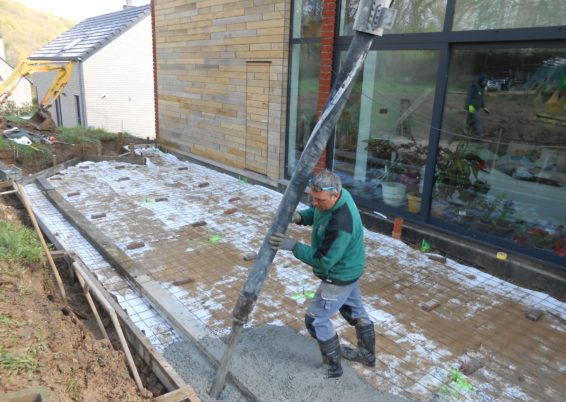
xmin=0 ymin=189 xmax=157 ymax=401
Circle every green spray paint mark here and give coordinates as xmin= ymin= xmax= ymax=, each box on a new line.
xmin=421 ymin=239 xmax=431 ymax=252
xmin=440 ymin=369 xmax=473 ymax=397
xmin=450 ymin=369 xmax=473 ymax=391
xmin=209 ymin=235 xmax=221 ymax=243
xmin=239 ymin=176 xmax=248 ymax=184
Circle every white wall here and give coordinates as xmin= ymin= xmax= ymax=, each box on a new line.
xmin=0 ymin=59 xmax=34 ymax=108
xmin=83 ymin=17 xmax=155 ymax=139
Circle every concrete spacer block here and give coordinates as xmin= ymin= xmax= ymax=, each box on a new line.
xmin=126 ymin=241 xmax=145 ymax=250
xmin=224 ymin=207 xmax=237 ymax=215
xmin=427 ymin=254 xmax=447 ymax=264
xmin=419 ymin=299 xmax=440 ymax=312
xmin=67 ymin=191 xmax=80 ymax=197
xmin=90 ymin=213 xmax=107 ymax=219
xmin=172 ymin=277 xmax=195 ymax=286
xmin=525 ymin=309 xmax=543 ymax=321
xmin=155 ymin=197 xmax=168 ymax=202
xmin=228 ymin=196 xmax=241 ymax=203
xmin=197 ymin=182 xmax=210 ymax=188
xmin=190 ymin=221 xmax=207 ymax=227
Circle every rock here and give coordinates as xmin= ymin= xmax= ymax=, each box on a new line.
xmin=243 ymin=252 xmax=257 ymax=261
xmin=459 ymin=356 xmax=483 ymax=375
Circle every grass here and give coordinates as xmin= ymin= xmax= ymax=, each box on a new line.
xmin=0 ymin=349 xmax=38 ymax=374
xmin=57 ymin=126 xmax=133 ymax=144
xmin=0 ymin=219 xmax=44 ymax=264
xmin=0 ymin=137 xmax=53 ymax=166
xmin=0 ymin=314 xmax=23 ymax=327
xmin=0 ymin=315 xmax=24 ymax=343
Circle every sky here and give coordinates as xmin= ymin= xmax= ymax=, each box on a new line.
xmin=15 ymin=0 xmax=146 ymax=22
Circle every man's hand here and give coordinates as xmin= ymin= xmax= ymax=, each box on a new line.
xmin=269 ymin=233 xmax=297 ymax=251
xmin=291 ymin=212 xmax=302 ymax=224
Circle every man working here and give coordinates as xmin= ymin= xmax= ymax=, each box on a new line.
xmin=465 ymin=73 xmax=490 ymax=138
xmin=269 ymin=170 xmax=375 ymax=378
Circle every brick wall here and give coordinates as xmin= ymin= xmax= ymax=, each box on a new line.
xmin=315 ymin=0 xmax=337 ymax=173
xmin=154 ymin=0 xmax=290 ymax=180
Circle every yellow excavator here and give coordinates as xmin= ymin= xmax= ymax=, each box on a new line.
xmin=0 ymin=59 xmax=74 ymax=131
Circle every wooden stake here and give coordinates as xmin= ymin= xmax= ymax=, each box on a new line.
xmin=75 ymin=270 xmax=109 ymax=339
xmin=72 ymin=261 xmax=144 ymax=392
xmin=16 ymin=183 xmax=67 ymax=302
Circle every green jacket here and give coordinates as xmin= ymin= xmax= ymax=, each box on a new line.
xmin=293 ymin=189 xmax=365 ymax=285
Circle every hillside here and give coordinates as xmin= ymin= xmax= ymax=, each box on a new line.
xmin=0 ymin=0 xmax=75 ymax=66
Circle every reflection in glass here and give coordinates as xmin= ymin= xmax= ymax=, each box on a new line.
xmin=339 ymin=0 xmax=446 ymax=36
xmin=292 ymin=0 xmax=323 ymax=38
xmin=287 ymin=43 xmax=321 ymax=177
xmin=332 ymin=50 xmax=439 ymax=213
xmin=437 ymin=48 xmax=566 ymax=259
xmin=453 ymin=0 xmax=566 ymax=30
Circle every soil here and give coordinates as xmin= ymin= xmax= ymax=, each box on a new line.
xmin=0 ymin=126 xmax=159 ymax=401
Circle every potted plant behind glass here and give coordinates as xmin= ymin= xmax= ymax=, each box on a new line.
xmin=434 ymin=142 xmax=486 ymax=200
xmin=378 ymin=152 xmax=407 ymax=207
xmin=397 ymin=137 xmax=427 ymax=213
xmin=470 ymin=193 xmax=516 ymax=236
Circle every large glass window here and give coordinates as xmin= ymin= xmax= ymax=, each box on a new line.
xmin=292 ymin=0 xmax=323 ymax=38
xmin=332 ymin=50 xmax=439 ymax=213
xmin=287 ymin=43 xmax=321 ymax=176
xmin=453 ymin=0 xmax=566 ymax=30
xmin=436 ymin=47 xmax=566 ymax=258
xmin=339 ymin=0 xmax=447 ymax=36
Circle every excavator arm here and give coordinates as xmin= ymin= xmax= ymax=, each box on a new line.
xmin=0 ymin=60 xmax=74 ymax=130
xmin=0 ymin=59 xmax=74 ymax=108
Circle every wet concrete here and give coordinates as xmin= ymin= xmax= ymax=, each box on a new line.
xmin=163 ymin=325 xmax=406 ymax=402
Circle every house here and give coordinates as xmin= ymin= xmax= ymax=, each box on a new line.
xmin=0 ymin=36 xmax=34 ymax=109
xmin=28 ymin=4 xmax=155 ymax=139
xmin=152 ymin=1 xmax=566 ymax=272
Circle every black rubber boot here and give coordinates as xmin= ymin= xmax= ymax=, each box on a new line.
xmin=317 ymin=334 xmax=343 ymax=378
xmin=341 ymin=321 xmax=376 ymax=367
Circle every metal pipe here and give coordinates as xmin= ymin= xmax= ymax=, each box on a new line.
xmin=210 ymin=1 xmax=396 ymax=397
